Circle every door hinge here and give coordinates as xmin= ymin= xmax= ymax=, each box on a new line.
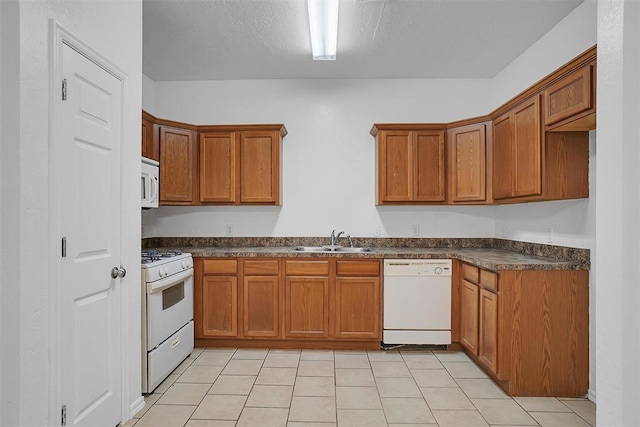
xmin=61 ymin=237 xmax=67 ymax=258
xmin=62 ymin=78 xmax=67 ymax=101
xmin=61 ymin=405 xmax=66 ymax=426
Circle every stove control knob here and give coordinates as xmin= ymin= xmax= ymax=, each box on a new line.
xmin=158 ymin=269 xmax=163 ymax=278
xmin=163 ymin=266 xmax=169 ymax=276
xmin=182 ymin=261 xmax=187 ymax=269
xmin=435 ymin=267 xmax=443 ymax=275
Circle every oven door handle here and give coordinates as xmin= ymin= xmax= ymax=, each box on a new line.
xmin=147 ymin=269 xmax=193 ymax=294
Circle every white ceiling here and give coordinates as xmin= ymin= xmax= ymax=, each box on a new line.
xmin=143 ymin=0 xmax=584 ymax=81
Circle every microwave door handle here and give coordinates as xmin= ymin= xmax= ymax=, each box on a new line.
xmin=150 ymin=176 xmax=159 ymax=203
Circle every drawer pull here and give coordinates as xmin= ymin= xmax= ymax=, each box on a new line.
xmin=171 ymin=337 xmax=181 ymax=348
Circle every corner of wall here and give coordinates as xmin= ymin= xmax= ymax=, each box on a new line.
xmin=142 ymin=73 xmax=156 ymax=115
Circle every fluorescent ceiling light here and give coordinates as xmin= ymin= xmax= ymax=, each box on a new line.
xmin=307 ymin=0 xmax=339 ymax=60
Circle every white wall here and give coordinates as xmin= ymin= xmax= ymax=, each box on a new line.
xmin=0 ymin=1 xmax=143 ymax=426
xmin=491 ymin=0 xmax=597 ymax=110
xmin=596 ymin=0 xmax=640 ymax=425
xmin=142 ymin=73 xmax=156 ymax=115
xmin=143 ymin=78 xmax=496 ymax=238
xmin=1 ymin=1 xmax=21 ymax=425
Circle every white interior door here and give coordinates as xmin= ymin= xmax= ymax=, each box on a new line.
xmin=58 ymin=42 xmax=123 ymax=427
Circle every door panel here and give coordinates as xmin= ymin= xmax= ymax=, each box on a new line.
xmin=159 ymin=126 xmax=196 ymax=203
xmin=492 ymin=113 xmax=513 ymax=200
xmin=334 ymin=278 xmax=381 ymax=339
xmin=240 ymin=131 xmax=279 ymax=203
xmin=414 ymin=131 xmax=446 ymax=201
xmin=59 ymin=43 xmax=122 ymax=427
xmin=201 ymin=276 xmax=238 ymax=337
xmin=513 ymin=97 xmax=542 ymax=197
xmin=460 ymin=280 xmax=479 ymax=354
xmin=479 ymin=289 xmax=499 ymax=374
xmin=379 ymin=131 xmax=413 ymax=202
xmin=200 ymin=132 xmax=237 ymax=203
xmin=449 ymin=124 xmax=486 ymax=202
xmin=243 ymin=276 xmax=280 ymax=337
xmin=285 ymin=277 xmax=330 ymax=338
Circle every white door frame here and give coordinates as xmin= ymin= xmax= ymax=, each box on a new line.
xmin=48 ymin=20 xmax=131 ymax=426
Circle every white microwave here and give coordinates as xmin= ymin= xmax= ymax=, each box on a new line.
xmin=142 ymin=157 xmax=159 ymax=209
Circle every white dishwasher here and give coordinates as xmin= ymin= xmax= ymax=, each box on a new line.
xmin=383 ymin=259 xmax=452 ymax=345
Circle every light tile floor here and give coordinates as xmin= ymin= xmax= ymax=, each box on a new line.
xmin=123 ymin=348 xmax=596 ymax=427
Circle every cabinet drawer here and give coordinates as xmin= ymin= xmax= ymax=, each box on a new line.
xmin=480 ymin=269 xmax=498 ymax=293
xmin=244 ymin=260 xmax=279 ymax=276
xmin=285 ymin=260 xmax=330 ymax=276
xmin=203 ymin=259 xmax=238 ymax=275
xmin=462 ymin=263 xmax=479 ymax=283
xmin=336 ymin=260 xmax=380 ymax=276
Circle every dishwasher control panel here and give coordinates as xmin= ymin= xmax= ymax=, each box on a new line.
xmin=384 ymin=259 xmax=452 ymax=276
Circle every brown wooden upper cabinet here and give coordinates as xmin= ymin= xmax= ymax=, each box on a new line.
xmin=447 ymin=123 xmax=489 ymax=204
xmin=371 ymin=125 xmax=446 ymax=205
xmin=543 ymin=60 xmax=596 ymax=132
xmin=492 ymin=96 xmax=542 ymax=200
xmin=159 ymin=125 xmax=198 ymax=205
xmin=141 ymin=111 xmax=159 ymax=161
xmin=199 ymin=125 xmax=285 ymax=205
xmin=141 ymin=113 xmax=286 ymax=207
xmin=491 ymin=94 xmax=589 ymax=203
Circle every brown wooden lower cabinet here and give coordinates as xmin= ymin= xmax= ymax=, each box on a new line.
xmin=285 ymin=276 xmax=330 ymax=338
xmin=455 ymin=261 xmax=589 ymax=397
xmin=195 ymin=259 xmax=239 ymax=338
xmin=334 ymin=277 xmax=381 ymax=339
xmin=243 ymin=276 xmax=279 ymax=338
xmin=195 ymin=258 xmax=382 ymax=349
xmin=459 ymin=279 xmax=479 ymax=354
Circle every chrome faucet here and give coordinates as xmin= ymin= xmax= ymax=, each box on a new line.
xmin=346 ymin=234 xmax=354 ymax=247
xmin=329 ymin=229 xmax=344 ymax=246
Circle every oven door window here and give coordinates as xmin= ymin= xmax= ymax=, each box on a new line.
xmin=163 ymin=281 xmax=185 ymax=310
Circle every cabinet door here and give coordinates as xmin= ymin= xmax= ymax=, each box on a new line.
xmin=544 ymin=65 xmax=593 ymax=127
xmin=240 ymin=131 xmax=280 ymax=204
xmin=378 ymin=130 xmax=413 ymax=203
xmin=460 ymin=280 xmax=479 ymax=354
xmin=512 ymin=96 xmax=542 ymax=197
xmin=285 ymin=277 xmax=330 ymax=338
xmin=492 ymin=112 xmax=513 ymax=200
xmin=199 ymin=132 xmax=237 ymax=203
xmin=200 ymin=276 xmax=238 ymax=338
xmin=449 ymin=124 xmax=486 ymax=202
xmin=334 ymin=277 xmax=381 ymax=339
xmin=243 ymin=276 xmax=280 ymax=338
xmin=478 ymin=288 xmax=499 ymax=374
xmin=141 ymin=114 xmax=158 ymax=161
xmin=415 ymin=130 xmax=446 ymax=202
xmin=159 ymin=126 xmax=197 ymax=204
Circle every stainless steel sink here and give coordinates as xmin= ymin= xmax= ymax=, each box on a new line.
xmin=289 ymin=246 xmax=374 ymax=253
xmin=334 ymin=247 xmax=374 ymax=253
xmin=289 ymin=246 xmax=332 ymax=252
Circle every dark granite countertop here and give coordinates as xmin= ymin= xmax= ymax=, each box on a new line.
xmin=143 ymin=238 xmax=589 ymax=271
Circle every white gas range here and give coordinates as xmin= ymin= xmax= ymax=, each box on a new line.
xmin=141 ymin=249 xmax=194 ymax=393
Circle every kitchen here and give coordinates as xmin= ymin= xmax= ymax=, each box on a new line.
xmin=1 ymin=0 xmax=638 ymax=426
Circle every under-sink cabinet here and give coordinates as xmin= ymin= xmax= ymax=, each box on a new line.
xmin=194 ymin=257 xmax=382 ymax=349
xmin=453 ymin=260 xmax=589 ymax=397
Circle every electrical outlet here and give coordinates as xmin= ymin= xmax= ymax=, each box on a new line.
xmin=411 ymin=224 xmax=420 ymax=237
xmin=225 ymin=224 xmax=233 ymax=236
xmin=502 ymin=225 xmax=508 ymax=238
xmin=374 ymin=226 xmax=381 ymax=237
xmin=547 ymin=228 xmax=554 ymax=243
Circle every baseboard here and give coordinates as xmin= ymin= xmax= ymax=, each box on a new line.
xmin=129 ymin=395 xmax=145 ymax=420
xmin=587 ymin=389 xmax=596 ymax=403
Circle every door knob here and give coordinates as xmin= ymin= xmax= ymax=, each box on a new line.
xmin=111 ymin=266 xmax=127 ymax=279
